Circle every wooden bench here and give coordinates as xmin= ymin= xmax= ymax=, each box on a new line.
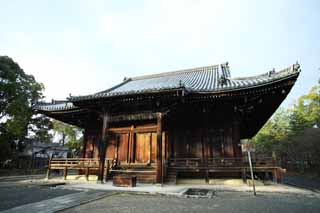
xmin=47 ymin=158 xmax=113 ymax=180
xmin=113 ymin=175 xmax=137 ymax=187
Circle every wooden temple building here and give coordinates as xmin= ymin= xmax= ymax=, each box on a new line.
xmin=34 ymin=62 xmax=300 ymax=184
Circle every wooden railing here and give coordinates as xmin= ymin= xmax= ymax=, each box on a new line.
xmin=168 ymin=157 xmax=278 ymax=169
xmin=47 ymin=158 xmax=113 ymax=180
xmin=167 ymin=157 xmax=283 ymax=183
xmin=50 ymin=158 xmax=99 ymax=169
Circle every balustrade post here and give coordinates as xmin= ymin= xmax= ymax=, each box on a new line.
xmin=64 ymin=166 xmax=68 ymax=180
xmin=46 ymin=155 xmax=52 ymax=180
xmin=107 ymin=160 xmax=110 ymax=177
xmin=85 ymin=167 xmax=89 ymax=181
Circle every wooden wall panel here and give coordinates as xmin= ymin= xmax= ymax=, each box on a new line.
xmin=170 ymin=128 xmax=238 ymax=159
xmin=232 ymin=121 xmax=242 ymax=157
xmin=208 ymin=131 xmax=223 ymax=158
xmin=224 ymin=127 xmax=234 ymax=157
xmin=175 ymin=131 xmax=187 ymax=158
xmin=188 ymin=130 xmax=202 ymax=158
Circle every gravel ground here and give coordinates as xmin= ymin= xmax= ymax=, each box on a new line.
xmin=0 ymin=181 xmax=78 ymax=211
xmin=63 ymin=191 xmax=320 ymax=213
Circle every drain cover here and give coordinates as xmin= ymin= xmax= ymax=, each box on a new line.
xmin=40 ymin=182 xmax=66 ymax=188
xmin=183 ymin=188 xmax=215 ymax=198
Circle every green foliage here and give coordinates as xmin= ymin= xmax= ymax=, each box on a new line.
xmin=253 ymin=108 xmax=290 ymax=155
xmin=253 ymin=80 xmax=320 ymax=160
xmin=0 ymin=56 xmax=52 ymax=161
xmin=29 ymin=115 xmax=53 ymax=143
xmin=52 ymin=120 xmax=83 ymax=156
xmin=290 ymin=84 xmax=320 ymax=130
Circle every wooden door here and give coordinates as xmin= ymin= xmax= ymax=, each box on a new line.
xmin=106 ymin=134 xmax=116 ymax=159
xmin=135 ymin=133 xmax=156 ymax=163
xmin=135 ymin=133 xmax=150 ymax=163
xmin=117 ymin=133 xmax=129 ymax=163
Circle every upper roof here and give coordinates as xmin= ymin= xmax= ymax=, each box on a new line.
xmin=34 ymin=62 xmax=301 ymax=112
xmin=69 ymin=62 xmax=301 ymax=101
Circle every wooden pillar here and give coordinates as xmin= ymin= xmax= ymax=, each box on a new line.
xmin=203 ymin=108 xmax=209 ymax=162
xmin=98 ymin=112 xmax=108 ymax=183
xmin=203 ymin=108 xmax=209 ymax=183
xmin=82 ymin=129 xmax=88 ymax=158
xmin=126 ymin=132 xmax=130 ymax=163
xmin=128 ymin=125 xmax=134 ymax=163
xmin=115 ymin=135 xmax=119 ymax=161
xmin=156 ymin=112 xmax=163 ymax=184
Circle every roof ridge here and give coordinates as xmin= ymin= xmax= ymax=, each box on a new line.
xmin=131 ymin=63 xmax=228 ymax=80
xmin=232 ymin=63 xmax=301 ymax=80
xmin=96 ymin=78 xmax=132 ymax=94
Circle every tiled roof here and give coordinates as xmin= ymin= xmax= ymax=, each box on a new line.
xmin=33 ymin=101 xmax=78 ymax=112
xmin=69 ymin=62 xmax=301 ymax=101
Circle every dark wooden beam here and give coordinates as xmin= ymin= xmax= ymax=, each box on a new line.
xmin=82 ymin=130 xmax=88 ymax=158
xmin=98 ymin=111 xmax=108 ymax=183
xmin=128 ymin=125 xmax=134 ymax=163
xmin=156 ymin=112 xmax=163 ymax=184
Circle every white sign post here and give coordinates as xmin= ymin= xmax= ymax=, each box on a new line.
xmin=242 ymin=140 xmax=256 ymax=196
xmin=247 ymin=150 xmax=256 ymax=196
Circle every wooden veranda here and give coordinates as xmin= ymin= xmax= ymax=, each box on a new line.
xmin=46 ymin=156 xmax=284 ymax=184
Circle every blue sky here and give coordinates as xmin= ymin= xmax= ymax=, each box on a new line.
xmin=0 ymin=0 xmax=319 ymax=107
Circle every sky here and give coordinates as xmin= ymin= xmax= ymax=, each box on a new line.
xmin=0 ymin=0 xmax=319 ymax=108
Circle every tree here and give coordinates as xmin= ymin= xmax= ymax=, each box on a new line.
xmin=52 ymin=120 xmax=83 ymax=156
xmin=289 ymin=82 xmax=320 ymax=132
xmin=29 ymin=114 xmax=53 ymax=143
xmin=253 ymin=79 xmax=320 ymax=163
xmin=0 ymin=56 xmax=51 ymax=161
xmin=253 ymin=108 xmax=290 ymax=155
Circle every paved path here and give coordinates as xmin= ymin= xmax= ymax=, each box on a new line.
xmin=62 ymin=191 xmax=320 ymax=213
xmin=1 ymin=191 xmax=114 ymax=213
xmin=0 ymin=175 xmax=45 ymax=182
xmin=0 ymin=181 xmax=77 ymax=211
xmin=61 ymin=180 xmax=317 ymax=196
